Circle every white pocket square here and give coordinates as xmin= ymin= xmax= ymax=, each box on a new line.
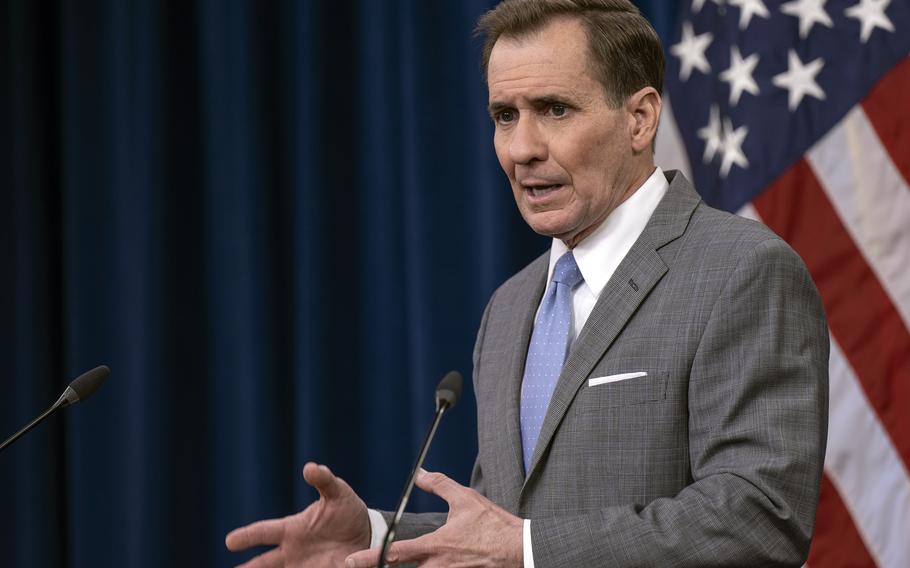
xmin=588 ymin=372 xmax=648 ymax=387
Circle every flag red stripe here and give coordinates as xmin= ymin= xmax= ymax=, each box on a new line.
xmin=753 ymin=160 xmax=910 ymax=471
xmin=808 ymin=474 xmax=878 ymax=567
xmin=860 ymin=57 xmax=910 ymax=188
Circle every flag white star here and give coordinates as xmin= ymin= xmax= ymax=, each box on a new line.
xmin=772 ymin=50 xmax=826 ymax=110
xmin=720 ymin=117 xmax=749 ymax=178
xmin=719 ymin=46 xmax=761 ymax=105
xmin=728 ymin=0 xmax=771 ymax=30
xmin=845 ymin=0 xmax=895 ymax=43
xmin=698 ymin=104 xmax=723 ymax=163
xmin=780 ymin=0 xmax=834 ymax=39
xmin=670 ymin=22 xmax=713 ymax=81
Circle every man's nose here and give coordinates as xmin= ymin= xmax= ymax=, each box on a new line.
xmin=509 ymin=117 xmax=547 ymax=164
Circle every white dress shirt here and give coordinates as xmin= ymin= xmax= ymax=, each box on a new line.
xmin=368 ymin=167 xmax=669 ymax=567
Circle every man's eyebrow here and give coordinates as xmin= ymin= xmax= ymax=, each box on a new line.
xmin=529 ymin=95 xmax=573 ymax=108
xmin=487 ymin=94 xmax=576 ymax=116
xmin=487 ymin=101 xmax=510 ymax=116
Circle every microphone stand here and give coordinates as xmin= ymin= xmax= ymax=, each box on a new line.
xmin=378 ymin=398 xmax=452 ymax=568
xmin=0 ymin=400 xmax=65 ymax=453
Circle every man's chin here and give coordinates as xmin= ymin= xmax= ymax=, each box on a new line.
xmin=524 ymin=214 xmax=603 ymax=248
xmin=523 ymin=216 xmax=576 ymax=244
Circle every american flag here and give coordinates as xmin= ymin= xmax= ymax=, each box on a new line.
xmin=655 ymin=0 xmax=910 ymax=566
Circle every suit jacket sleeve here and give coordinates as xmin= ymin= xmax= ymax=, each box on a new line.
xmin=528 ymin=237 xmax=829 ymax=567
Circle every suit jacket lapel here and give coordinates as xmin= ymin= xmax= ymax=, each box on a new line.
xmin=522 ymin=171 xmax=702 ymax=488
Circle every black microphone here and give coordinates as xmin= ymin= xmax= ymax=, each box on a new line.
xmin=378 ymin=370 xmax=463 ymax=568
xmin=0 ymin=365 xmax=110 ymax=453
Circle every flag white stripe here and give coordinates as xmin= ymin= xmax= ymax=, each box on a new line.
xmin=806 ymin=105 xmax=910 ymax=331
xmin=824 ymin=336 xmax=910 ymax=568
xmin=655 ymin=95 xmax=694 ymax=182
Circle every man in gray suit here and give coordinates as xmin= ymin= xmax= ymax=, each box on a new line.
xmin=227 ymin=1 xmax=829 ymax=566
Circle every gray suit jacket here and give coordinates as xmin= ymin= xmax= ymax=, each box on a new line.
xmin=396 ymin=171 xmax=829 ymax=567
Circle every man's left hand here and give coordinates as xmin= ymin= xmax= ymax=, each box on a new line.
xmin=345 ymin=468 xmax=524 ymax=568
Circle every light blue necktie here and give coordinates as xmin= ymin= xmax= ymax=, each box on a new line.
xmin=520 ymin=251 xmax=584 ymax=474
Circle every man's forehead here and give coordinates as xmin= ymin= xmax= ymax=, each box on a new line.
xmin=488 ymin=21 xmax=590 ymax=83
xmin=489 ymin=18 xmax=589 ymax=65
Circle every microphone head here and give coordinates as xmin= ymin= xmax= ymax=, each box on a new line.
xmin=69 ymin=365 xmax=110 ymax=403
xmin=435 ymin=371 xmax=463 ymax=410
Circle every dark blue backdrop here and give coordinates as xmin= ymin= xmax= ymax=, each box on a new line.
xmin=1 ymin=2 xmax=677 ymax=566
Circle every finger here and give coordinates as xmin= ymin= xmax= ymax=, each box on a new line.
xmin=225 ymin=518 xmax=285 ymax=551
xmin=234 ymin=547 xmax=285 ymax=568
xmin=344 ymin=544 xmax=381 ymax=568
xmin=345 ymin=536 xmax=431 ymax=568
xmin=384 ymin=537 xmax=430 ymax=565
xmin=302 ymin=462 xmax=345 ymax=500
xmin=415 ymin=468 xmax=465 ymax=503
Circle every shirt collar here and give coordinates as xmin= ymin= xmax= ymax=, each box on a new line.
xmin=547 ymin=167 xmax=669 ymax=298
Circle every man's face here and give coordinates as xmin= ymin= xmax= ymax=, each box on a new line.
xmin=487 ymin=17 xmax=643 ymax=248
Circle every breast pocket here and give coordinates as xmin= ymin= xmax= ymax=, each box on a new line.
xmin=578 ymin=371 xmax=668 ymax=412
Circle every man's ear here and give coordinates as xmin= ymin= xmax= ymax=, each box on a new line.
xmin=626 ymin=87 xmax=662 ymax=154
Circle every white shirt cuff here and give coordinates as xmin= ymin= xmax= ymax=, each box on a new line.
xmin=367 ymin=508 xmax=388 ymax=549
xmin=523 ymin=518 xmax=535 ymax=568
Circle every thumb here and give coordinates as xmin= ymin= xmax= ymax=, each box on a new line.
xmin=346 ymin=538 xmax=427 ymax=568
xmin=415 ymin=468 xmax=465 ymax=504
xmin=302 ymin=462 xmax=345 ymax=500
xmin=344 ymin=544 xmax=384 ymax=568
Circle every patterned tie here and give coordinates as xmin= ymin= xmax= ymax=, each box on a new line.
xmin=520 ymin=251 xmax=584 ymax=474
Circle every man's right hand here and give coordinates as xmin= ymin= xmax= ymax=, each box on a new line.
xmin=226 ymin=462 xmax=371 ymax=568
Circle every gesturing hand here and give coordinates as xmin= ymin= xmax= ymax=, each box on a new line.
xmin=345 ymin=469 xmax=523 ymax=568
xmin=226 ymin=462 xmax=371 ymax=568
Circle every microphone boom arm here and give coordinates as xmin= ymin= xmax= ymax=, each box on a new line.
xmin=0 ymin=399 xmax=65 ymax=453
xmin=378 ymin=401 xmax=450 ymax=566
xmin=378 ymin=370 xmax=462 ymax=568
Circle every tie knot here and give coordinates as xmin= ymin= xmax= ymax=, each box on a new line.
xmin=552 ymin=251 xmax=583 ymax=288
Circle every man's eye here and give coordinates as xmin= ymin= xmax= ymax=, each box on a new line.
xmin=497 ymin=110 xmax=516 ymax=124
xmin=550 ymin=104 xmax=568 ymax=117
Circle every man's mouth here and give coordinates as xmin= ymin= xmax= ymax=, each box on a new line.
xmin=523 ymin=184 xmax=565 ymax=200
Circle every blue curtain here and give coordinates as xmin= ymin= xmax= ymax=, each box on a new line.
xmin=1 ymin=2 xmax=677 ymax=566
